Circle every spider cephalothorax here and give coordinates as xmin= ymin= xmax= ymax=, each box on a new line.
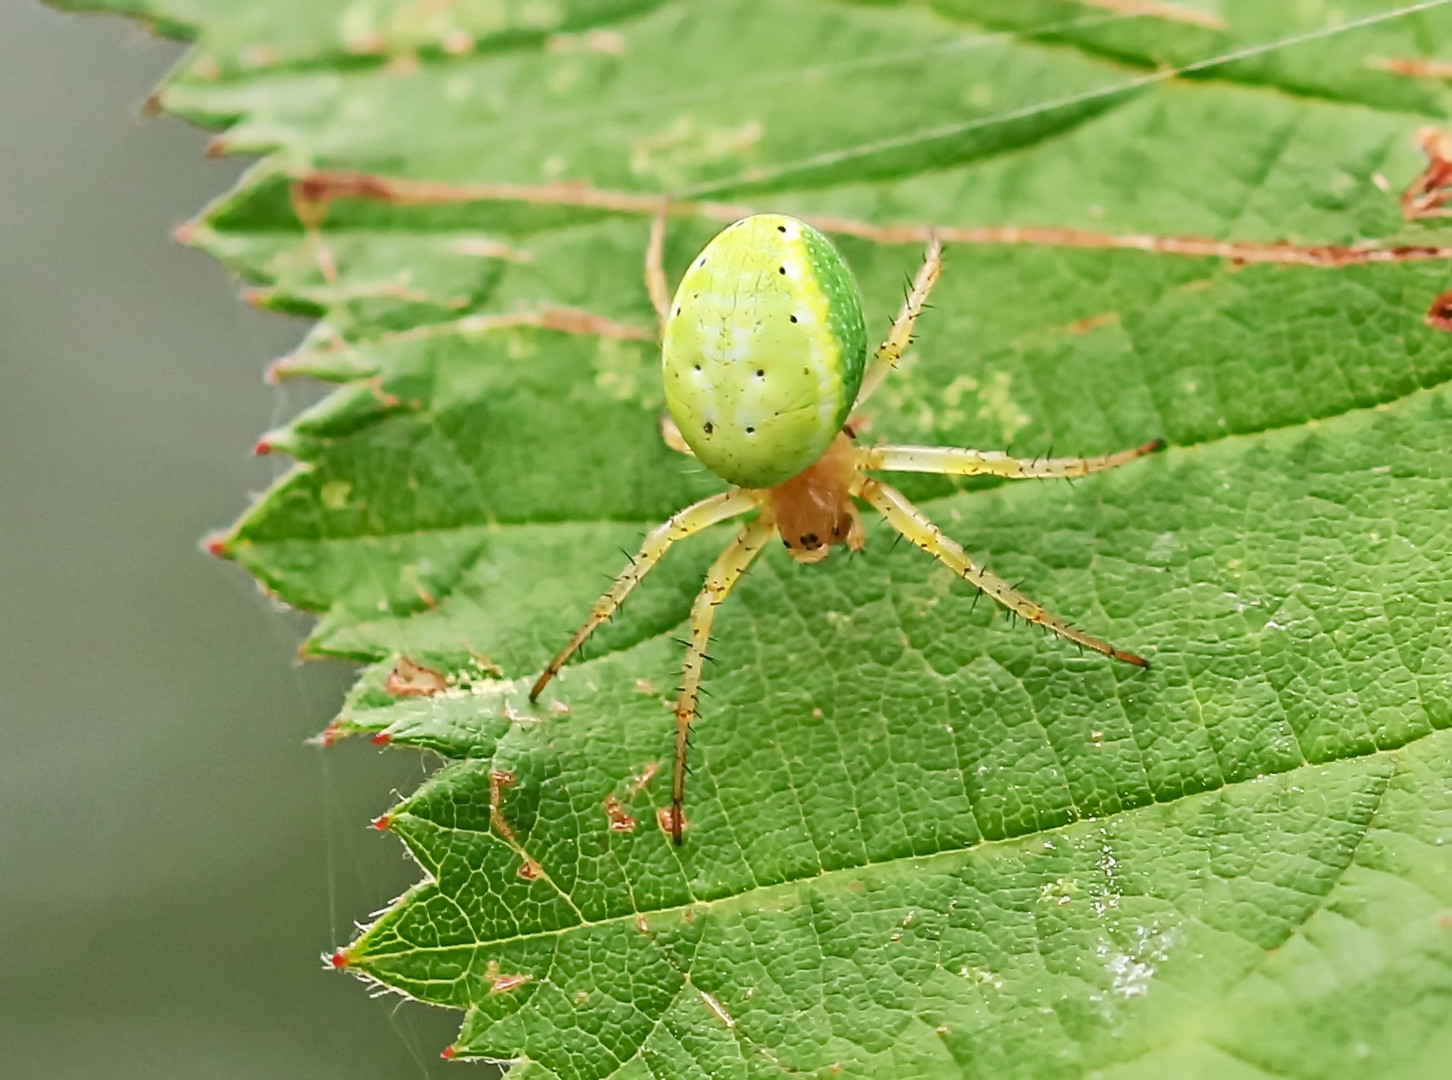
xmin=531 ymin=210 xmax=1160 ymax=843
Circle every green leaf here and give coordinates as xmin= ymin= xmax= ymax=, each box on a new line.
xmin=68 ymin=0 xmax=1452 ymax=1074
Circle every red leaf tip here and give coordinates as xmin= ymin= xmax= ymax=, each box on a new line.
xmin=370 ymin=814 xmax=391 ymax=832
xmin=327 ymin=950 xmax=350 ymax=969
xmin=253 ymin=437 xmax=274 ymax=456
xmin=370 ymin=731 xmax=392 ymax=746
xmin=202 ymin=533 xmax=230 ymax=558
xmin=309 ymin=720 xmax=346 ymax=747
xmin=440 ymin=1046 xmax=457 ymax=1060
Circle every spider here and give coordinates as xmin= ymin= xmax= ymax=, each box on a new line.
xmin=531 ymin=207 xmax=1160 ymax=844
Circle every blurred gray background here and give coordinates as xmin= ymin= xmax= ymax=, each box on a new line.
xmin=1 ymin=4 xmax=462 ymax=1076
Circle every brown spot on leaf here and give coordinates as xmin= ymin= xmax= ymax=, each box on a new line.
xmin=628 ymin=761 xmax=660 ymax=796
xmin=603 ymin=794 xmax=637 ymax=833
xmin=1427 ymin=290 xmax=1452 ymax=332
xmin=488 ymin=770 xmax=546 ymax=879
xmin=485 ymin=960 xmax=533 ymax=995
xmin=366 ymin=376 xmax=403 ymax=408
xmin=465 ymin=648 xmax=506 ymax=678
xmin=1403 ymin=127 xmax=1452 ymax=220
xmin=384 ymin=52 xmax=420 ymax=76
xmin=1073 ymin=0 xmax=1225 ymax=28
xmin=546 ymin=28 xmax=627 ymax=55
xmin=1372 ymin=57 xmax=1452 ymax=80
xmin=385 ymin=656 xmax=449 ymax=698
xmin=1066 ymin=311 xmax=1120 ymax=336
xmin=441 ymin=31 xmax=474 ymax=55
xmin=239 ymin=44 xmax=280 ymax=69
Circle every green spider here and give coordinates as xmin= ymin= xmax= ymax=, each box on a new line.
xmin=531 ymin=208 xmax=1160 ymax=843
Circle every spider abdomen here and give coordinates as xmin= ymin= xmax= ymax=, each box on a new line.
xmin=662 ymin=214 xmax=867 ymax=489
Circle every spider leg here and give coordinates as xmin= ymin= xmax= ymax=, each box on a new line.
xmin=669 ymin=513 xmax=776 ymax=845
xmin=855 ymin=438 xmax=1162 ymax=479
xmin=854 ymin=233 xmax=943 ymax=408
xmin=853 ymin=476 xmax=1147 ymax=667
xmin=531 ymin=488 xmax=759 ymax=701
xmin=645 ymin=196 xmax=672 ymax=333
xmin=660 ymin=413 xmax=695 ymax=457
